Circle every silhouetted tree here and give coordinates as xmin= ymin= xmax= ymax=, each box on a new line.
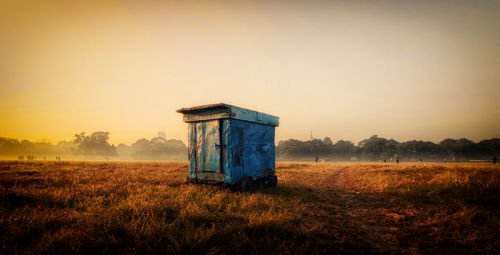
xmin=333 ymin=140 xmax=356 ymax=161
xmin=276 ymin=135 xmax=500 ymax=162
xmin=129 ymin=136 xmax=187 ymax=160
xmin=439 ymin=138 xmax=475 ymax=161
xmin=73 ymin=132 xmax=117 ymax=156
xmin=323 ymin=137 xmax=333 ymax=145
xmin=358 ymin=135 xmax=398 ymax=161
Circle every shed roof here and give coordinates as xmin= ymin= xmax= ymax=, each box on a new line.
xmin=177 ymin=103 xmax=279 ymax=126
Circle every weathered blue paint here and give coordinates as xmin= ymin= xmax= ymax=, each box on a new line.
xmin=195 ymin=120 xmax=220 ymax=172
xmin=188 ymin=123 xmax=197 ymax=179
xmin=178 ymin=104 xmax=278 ymax=184
xmin=229 ymin=119 xmax=275 ymax=182
xmin=222 ymin=119 xmax=232 ymax=183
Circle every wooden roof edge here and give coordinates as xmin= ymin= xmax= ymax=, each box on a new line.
xmin=177 ymin=103 xmax=279 ymax=126
xmin=176 ymin=103 xmax=231 ymax=114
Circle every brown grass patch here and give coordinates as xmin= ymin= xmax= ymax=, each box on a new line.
xmin=0 ymin=161 xmax=498 ymax=254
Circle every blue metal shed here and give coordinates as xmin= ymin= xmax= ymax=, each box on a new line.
xmin=177 ymin=103 xmax=279 ymax=187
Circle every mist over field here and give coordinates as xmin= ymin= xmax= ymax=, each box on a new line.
xmin=277 ymin=136 xmax=500 ymax=162
xmin=1 ymin=132 xmax=498 ymax=163
xmin=0 ymin=132 xmax=187 ymax=161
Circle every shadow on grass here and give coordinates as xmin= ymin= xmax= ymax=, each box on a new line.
xmin=0 ymin=183 xmax=382 ymax=254
xmin=50 ymin=213 xmax=378 ymax=255
xmin=0 ymin=191 xmax=76 ymax=210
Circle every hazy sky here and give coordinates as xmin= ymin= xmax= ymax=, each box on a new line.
xmin=1 ymin=0 xmax=499 ymax=145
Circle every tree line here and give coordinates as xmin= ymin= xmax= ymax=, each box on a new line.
xmin=0 ymin=131 xmax=187 ymax=160
xmin=277 ymin=135 xmax=500 ymax=162
xmin=2 ymin=133 xmax=499 ymax=162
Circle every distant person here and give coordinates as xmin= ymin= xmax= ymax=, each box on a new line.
xmin=396 ymin=157 xmax=399 ymax=164
xmin=494 ymin=156 xmax=497 ymax=164
xmin=383 ymin=159 xmax=386 ymax=163
xmin=419 ymin=158 xmax=423 ymax=163
xmin=315 ymin=156 xmax=319 ymax=163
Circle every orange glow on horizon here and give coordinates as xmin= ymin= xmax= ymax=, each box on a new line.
xmin=1 ymin=0 xmax=499 ymax=145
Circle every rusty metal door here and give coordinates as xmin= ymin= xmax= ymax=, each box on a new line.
xmin=195 ymin=120 xmax=220 ymax=172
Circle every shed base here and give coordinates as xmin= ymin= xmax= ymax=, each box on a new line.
xmin=185 ymin=173 xmax=277 ymax=190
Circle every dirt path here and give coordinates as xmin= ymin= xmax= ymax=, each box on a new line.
xmin=325 ymin=166 xmax=411 ymax=254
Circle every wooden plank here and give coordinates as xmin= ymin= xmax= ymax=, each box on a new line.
xmin=222 ymin=119 xmax=232 ymax=183
xmin=196 ymin=172 xmax=225 ymax=182
xmin=183 ymin=111 xmax=232 ymax=122
xmin=180 ymin=104 xmax=279 ymax=126
xmin=176 ymin=103 xmax=229 ymax=113
xmin=230 ymin=106 xmax=279 ymax=126
xmin=196 ymin=120 xmax=220 ymax=172
xmin=188 ymin=123 xmax=197 ymax=179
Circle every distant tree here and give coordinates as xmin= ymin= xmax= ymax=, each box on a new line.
xmin=73 ymin=132 xmax=117 ymax=156
xmin=0 ymin=137 xmax=56 ymax=155
xmin=439 ymin=138 xmax=475 ymax=161
xmin=476 ymin=138 xmax=500 ymax=157
xmin=130 ymin=136 xmax=187 ymax=160
xmin=55 ymin=140 xmax=76 ymax=155
xmin=132 ymin=138 xmax=152 ymax=156
xmin=277 ymin=138 xmax=335 ymax=160
xmin=116 ymin=143 xmax=133 ymax=158
xmin=276 ymin=139 xmax=310 ymax=159
xmin=332 ymin=140 xmax=356 ymax=160
xmin=398 ymin=140 xmax=442 ymax=161
xmin=0 ymin=137 xmax=22 ymax=154
xmin=358 ymin=135 xmax=399 ymax=161
xmin=151 ymin=136 xmax=168 ymax=156
xmin=310 ymin=138 xmax=333 ymax=156
xmin=323 ymin=137 xmax=333 ymax=145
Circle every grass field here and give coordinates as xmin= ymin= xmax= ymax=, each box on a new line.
xmin=0 ymin=161 xmax=498 ymax=254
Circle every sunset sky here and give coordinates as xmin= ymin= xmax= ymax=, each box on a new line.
xmin=1 ymin=0 xmax=499 ymax=145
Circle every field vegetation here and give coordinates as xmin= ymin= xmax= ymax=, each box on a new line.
xmin=0 ymin=161 xmax=498 ymax=254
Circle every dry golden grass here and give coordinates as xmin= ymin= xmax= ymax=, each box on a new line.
xmin=0 ymin=161 xmax=498 ymax=254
